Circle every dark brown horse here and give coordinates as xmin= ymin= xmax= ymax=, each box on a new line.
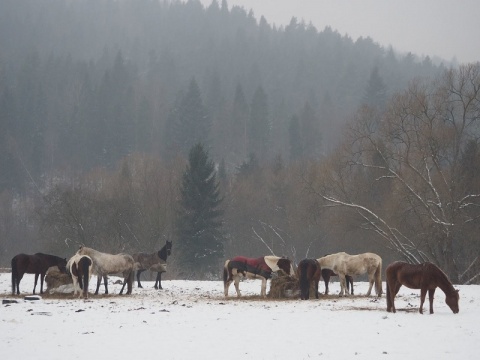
xmin=297 ymin=259 xmax=321 ymax=300
xmin=321 ymin=269 xmax=354 ymax=295
xmin=386 ymin=261 xmax=459 ymax=314
xmin=133 ymin=240 xmax=172 ymax=289
xmin=11 ymin=253 xmax=67 ymax=295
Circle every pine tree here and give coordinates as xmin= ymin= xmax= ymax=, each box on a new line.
xmin=176 ymin=143 xmax=224 ymax=278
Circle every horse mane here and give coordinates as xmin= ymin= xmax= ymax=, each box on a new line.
xmin=426 ymin=262 xmax=456 ymax=293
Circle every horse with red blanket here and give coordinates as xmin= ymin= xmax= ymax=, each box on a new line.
xmin=223 ymin=255 xmax=294 ymax=297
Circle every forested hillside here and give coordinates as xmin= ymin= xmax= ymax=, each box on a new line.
xmin=2 ymin=1 xmax=478 ymax=283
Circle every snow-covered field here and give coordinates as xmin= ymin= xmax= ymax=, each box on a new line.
xmin=0 ymin=272 xmax=477 ymax=360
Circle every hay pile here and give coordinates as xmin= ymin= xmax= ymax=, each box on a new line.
xmin=268 ymin=274 xmax=299 ymax=299
xmin=45 ymin=266 xmax=74 ymax=294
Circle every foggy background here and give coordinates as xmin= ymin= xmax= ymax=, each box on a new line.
xmin=203 ymin=0 xmax=480 ymax=64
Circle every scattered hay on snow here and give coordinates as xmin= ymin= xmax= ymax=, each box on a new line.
xmin=268 ymin=274 xmax=299 ymax=299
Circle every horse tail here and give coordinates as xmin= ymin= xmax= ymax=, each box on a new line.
xmin=375 ymin=258 xmax=383 ymax=296
xmin=298 ymin=260 xmax=309 ymax=300
xmin=11 ymin=257 xmax=17 ymax=294
xmin=80 ymin=257 xmax=92 ymax=295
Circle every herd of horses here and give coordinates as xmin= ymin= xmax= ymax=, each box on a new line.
xmin=11 ymin=240 xmax=172 ymax=299
xmin=9 ymin=247 xmax=459 ymax=314
xmin=223 ymin=252 xmax=459 ymax=314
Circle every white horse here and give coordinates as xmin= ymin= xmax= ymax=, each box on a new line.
xmin=67 ymin=254 xmax=93 ymax=298
xmin=223 ymin=255 xmax=294 ymax=297
xmin=76 ymin=246 xmax=135 ymax=295
xmin=317 ymin=252 xmax=383 ymax=297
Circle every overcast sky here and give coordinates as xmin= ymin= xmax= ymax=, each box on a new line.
xmin=200 ymin=0 xmax=480 ymax=64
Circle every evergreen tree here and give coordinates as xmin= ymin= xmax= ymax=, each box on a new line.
xmin=363 ymin=65 xmax=387 ymax=109
xmin=176 ymin=143 xmax=224 ymax=278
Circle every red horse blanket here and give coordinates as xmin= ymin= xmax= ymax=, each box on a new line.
xmin=228 ymin=256 xmax=272 ymax=279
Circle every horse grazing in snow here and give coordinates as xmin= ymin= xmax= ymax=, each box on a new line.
xmin=223 ymin=255 xmax=294 ymax=297
xmin=11 ymin=253 xmax=67 ymax=295
xmin=297 ymin=258 xmax=321 ymax=300
xmin=317 ymin=252 xmax=382 ymax=297
xmin=386 ymin=261 xmax=459 ymax=314
xmin=67 ymin=254 xmax=93 ymax=299
xmin=133 ymin=240 xmax=172 ymax=289
xmin=76 ymin=246 xmax=134 ymax=295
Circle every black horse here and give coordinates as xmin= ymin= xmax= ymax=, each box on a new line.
xmin=11 ymin=253 xmax=67 ymax=295
xmin=133 ymin=240 xmax=172 ymax=289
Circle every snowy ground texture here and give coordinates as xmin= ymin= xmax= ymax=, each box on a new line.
xmin=0 ymin=272 xmax=477 ymax=360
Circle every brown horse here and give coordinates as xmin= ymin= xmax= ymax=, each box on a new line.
xmin=297 ymin=258 xmax=321 ymax=300
xmin=11 ymin=253 xmax=67 ymax=295
xmin=223 ymin=255 xmax=294 ymax=297
xmin=386 ymin=261 xmax=459 ymax=314
xmin=321 ymin=268 xmax=354 ymax=295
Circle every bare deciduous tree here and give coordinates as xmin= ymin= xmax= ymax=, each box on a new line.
xmin=305 ymin=64 xmax=480 ymax=282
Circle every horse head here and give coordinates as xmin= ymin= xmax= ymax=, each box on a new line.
xmin=166 ymin=240 xmax=172 ymax=256
xmin=58 ymin=258 xmax=68 ymax=273
xmin=446 ymin=289 xmax=460 ymax=314
xmin=276 ymin=257 xmax=293 ymax=276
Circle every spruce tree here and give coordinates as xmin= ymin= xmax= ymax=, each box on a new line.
xmin=176 ymin=143 xmax=224 ymax=278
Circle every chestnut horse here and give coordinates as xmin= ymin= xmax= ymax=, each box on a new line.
xmin=223 ymin=255 xmax=294 ymax=297
xmin=297 ymin=258 xmax=321 ymax=300
xmin=133 ymin=240 xmax=172 ymax=289
xmin=11 ymin=253 xmax=67 ymax=295
xmin=317 ymin=252 xmax=382 ymax=297
xmin=76 ymin=246 xmax=134 ymax=295
xmin=67 ymin=254 xmax=93 ymax=299
xmin=321 ymin=268 xmax=354 ymax=295
xmin=386 ymin=261 xmax=459 ymax=314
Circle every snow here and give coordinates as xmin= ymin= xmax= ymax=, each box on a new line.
xmin=1 ymin=273 xmax=477 ymax=360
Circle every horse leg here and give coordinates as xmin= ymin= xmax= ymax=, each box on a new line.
xmin=234 ymin=275 xmax=241 ymax=297
xmin=366 ymin=272 xmax=375 ymax=296
xmin=33 ymin=273 xmax=39 ymax=294
xmin=261 ymin=277 xmax=267 ymax=297
xmin=155 ymin=272 xmax=163 ymax=290
xmin=136 ymin=269 xmax=144 ymax=288
xmin=94 ymin=275 xmax=101 ymax=295
xmin=315 ymin=279 xmax=319 ymax=299
xmin=419 ymin=287 xmax=427 ymax=314
xmin=324 ymin=272 xmax=330 ymax=295
xmin=224 ymin=278 xmax=232 ymax=297
xmin=103 ymin=275 xmax=108 ymax=294
xmin=428 ymin=288 xmax=436 ymax=314
xmin=338 ymin=274 xmax=347 ymax=297
xmin=40 ymin=272 xmax=45 ymax=294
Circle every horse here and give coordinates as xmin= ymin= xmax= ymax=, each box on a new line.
xmin=297 ymin=258 xmax=321 ymax=300
xmin=321 ymin=268 xmax=354 ymax=295
xmin=317 ymin=252 xmax=382 ymax=297
xmin=11 ymin=253 xmax=67 ymax=295
xmin=386 ymin=261 xmax=459 ymax=314
xmin=76 ymin=246 xmax=135 ymax=295
xmin=67 ymin=254 xmax=93 ymax=299
xmin=133 ymin=240 xmax=172 ymax=289
xmin=223 ymin=255 xmax=294 ymax=297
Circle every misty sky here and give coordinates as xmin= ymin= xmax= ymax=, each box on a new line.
xmin=200 ymin=0 xmax=480 ymax=64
